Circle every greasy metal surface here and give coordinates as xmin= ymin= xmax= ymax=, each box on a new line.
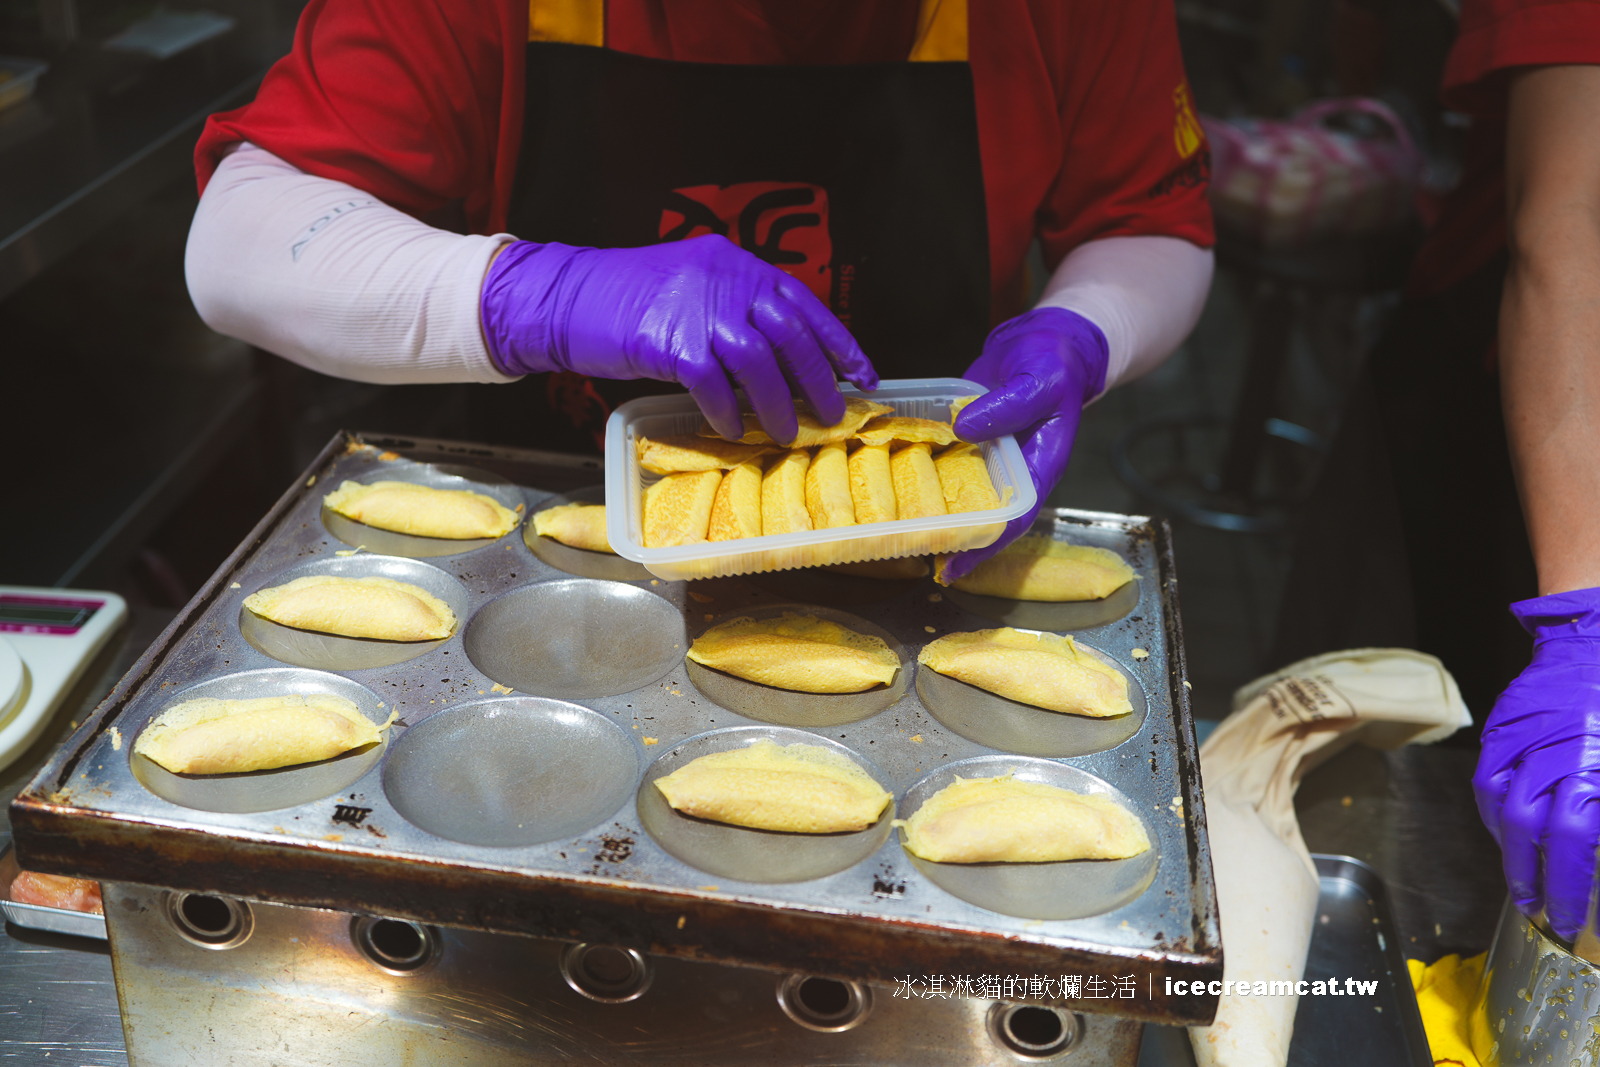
xmin=637 ymin=726 xmax=897 ymax=884
xmin=463 ymin=578 xmax=686 ymax=699
xmin=1476 ymin=898 xmax=1600 ymax=1067
xmin=105 ymin=882 xmax=1144 ymax=1067
xmin=0 ymin=841 xmax=107 ymax=940
xmin=11 ymin=432 xmax=1220 ymax=1025
xmin=321 ymin=460 xmax=526 ymax=558
xmin=383 ymin=697 xmax=641 ymax=847
xmin=915 ymin=641 xmax=1149 ymax=758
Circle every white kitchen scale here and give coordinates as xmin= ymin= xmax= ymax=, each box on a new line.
xmin=0 ymin=586 xmax=127 ymax=772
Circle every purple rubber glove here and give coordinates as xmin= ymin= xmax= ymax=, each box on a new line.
xmin=940 ymin=307 xmax=1109 ymax=583
xmin=1474 ymin=588 xmax=1600 ymax=941
xmin=480 ymin=235 xmax=876 ymax=443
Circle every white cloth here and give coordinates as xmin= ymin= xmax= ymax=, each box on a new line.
xmin=1189 ymin=649 xmax=1470 ymax=1067
xmin=185 ymin=143 xmax=517 ymax=384
xmin=186 ymin=143 xmax=1212 ymax=388
xmin=1037 ymin=234 xmax=1214 ymax=391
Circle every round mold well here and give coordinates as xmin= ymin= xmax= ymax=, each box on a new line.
xmin=239 ymin=555 xmax=469 ymax=672
xmin=637 ymin=725 xmax=895 ymax=884
xmin=750 ymin=558 xmax=929 ymax=607
xmin=129 ymin=668 xmax=389 ymax=814
xmin=683 ymin=604 xmax=911 ymax=728
xmin=464 ymin=579 xmax=684 ymax=700
xmin=383 ymin=697 xmax=639 ymax=847
xmin=915 ymin=637 xmax=1147 ymax=758
xmin=897 ymin=755 xmax=1159 ymax=921
xmin=524 ymin=486 xmax=652 ymax=582
xmin=942 ymin=579 xmax=1140 ymax=632
xmin=321 ymin=461 xmax=526 ymax=558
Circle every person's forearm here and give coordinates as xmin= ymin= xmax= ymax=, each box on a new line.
xmin=185 ymin=143 xmax=517 ymax=385
xmin=1501 ymin=65 xmax=1600 ymax=595
xmin=1034 ymin=235 xmax=1214 ymax=393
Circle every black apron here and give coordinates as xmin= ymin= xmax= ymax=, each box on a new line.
xmin=504 ymin=6 xmax=990 ymax=450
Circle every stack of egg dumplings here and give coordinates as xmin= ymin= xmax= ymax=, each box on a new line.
xmin=639 ymin=398 xmax=1003 ymax=548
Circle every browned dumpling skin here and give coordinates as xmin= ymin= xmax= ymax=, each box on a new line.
xmin=698 ymin=397 xmax=893 ymax=447
xmin=848 ymin=441 xmax=897 ymax=524
xmin=643 ymin=470 xmax=722 ymax=547
xmin=761 ymin=450 xmax=813 ymax=535
xmin=636 ymin=434 xmax=774 ymax=474
xmin=890 ymin=442 xmax=948 ymax=519
xmin=854 ymin=416 xmax=958 ymax=448
xmin=804 ymin=441 xmax=856 ymax=529
xmin=708 ymin=460 xmax=763 ymax=541
xmin=933 ymin=442 xmax=1002 ymax=514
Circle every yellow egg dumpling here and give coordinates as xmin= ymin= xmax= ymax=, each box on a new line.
xmin=918 ymin=628 xmax=1132 ymax=717
xmin=244 ymin=575 xmax=455 ymax=642
xmin=323 ymin=480 xmax=520 ymax=540
xmin=654 ymin=740 xmax=892 ymax=833
xmin=687 ymin=612 xmax=899 ymax=694
xmin=135 ymin=694 xmax=396 ymax=775
xmin=897 ymin=774 xmax=1150 ymax=863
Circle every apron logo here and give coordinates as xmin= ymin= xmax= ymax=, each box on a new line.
xmin=1172 ymin=83 xmax=1205 ymax=159
xmin=659 ymin=182 xmax=833 ymax=305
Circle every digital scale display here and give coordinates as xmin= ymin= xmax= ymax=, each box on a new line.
xmin=0 ymin=595 xmax=102 ymax=635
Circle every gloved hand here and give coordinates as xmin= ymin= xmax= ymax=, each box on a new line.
xmin=940 ymin=307 xmax=1109 ymax=583
xmin=1474 ymin=588 xmax=1600 ymax=941
xmin=480 ymin=234 xmax=877 ymax=443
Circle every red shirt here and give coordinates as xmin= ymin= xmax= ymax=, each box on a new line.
xmin=196 ymin=0 xmax=1214 ymax=323
xmin=1407 ymin=0 xmax=1600 ymax=297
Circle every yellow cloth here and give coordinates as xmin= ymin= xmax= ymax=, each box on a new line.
xmin=1407 ymin=953 xmax=1486 ymax=1067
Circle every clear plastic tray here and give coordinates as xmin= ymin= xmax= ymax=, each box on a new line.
xmin=604 ymin=378 xmax=1036 ymax=581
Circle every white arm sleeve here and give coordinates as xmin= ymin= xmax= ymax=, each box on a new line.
xmin=185 ymin=143 xmax=519 ymax=384
xmin=1034 ymin=235 xmax=1215 ymax=392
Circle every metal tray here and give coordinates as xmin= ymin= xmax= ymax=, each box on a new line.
xmin=9 ymin=432 xmax=1220 ymax=1026
xmin=0 ymin=843 xmax=106 ymax=940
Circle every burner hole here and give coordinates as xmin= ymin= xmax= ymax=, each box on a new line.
xmin=560 ymin=943 xmax=653 ymax=1003
xmin=181 ymin=895 xmax=233 ymax=934
xmin=798 ymin=977 xmax=852 ymax=1018
xmin=582 ymin=946 xmax=636 ymax=986
xmin=776 ymin=974 xmax=873 ymax=1032
xmin=368 ymin=920 xmax=427 ymax=966
xmin=351 ymin=916 xmax=439 ymax=974
xmin=164 ymin=892 xmax=252 ymax=950
xmin=988 ymin=1003 xmax=1078 ymax=1059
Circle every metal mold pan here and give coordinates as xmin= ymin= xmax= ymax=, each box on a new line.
xmin=914 ymin=639 xmax=1148 ymax=758
xmin=320 ymin=461 xmax=527 ymax=558
xmin=897 ymin=755 xmax=1159 ymax=921
xmin=682 ymin=605 xmax=911 ymax=728
xmin=9 ymin=433 xmax=1220 ymax=1025
xmin=637 ymin=726 xmax=895 ymax=883
xmin=239 ymin=555 xmax=470 ymax=671
xmin=128 ymin=668 xmax=389 ymax=814
xmin=750 ymin=561 xmax=929 ymax=607
xmin=463 ymin=579 xmax=684 ymax=700
xmin=524 ymin=486 xmax=652 ymax=582
xmin=383 ymin=697 xmax=639 ymax=847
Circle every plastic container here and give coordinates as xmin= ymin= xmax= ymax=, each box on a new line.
xmin=604 ymin=378 xmax=1036 ymax=581
xmin=0 ymin=58 xmax=47 ymax=114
